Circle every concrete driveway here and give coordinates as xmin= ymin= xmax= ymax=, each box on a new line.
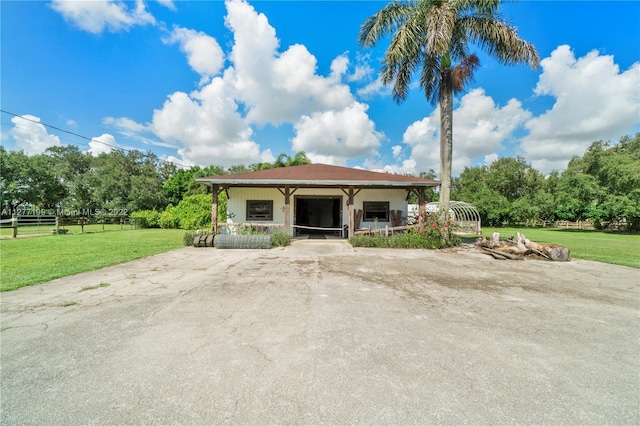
xmin=1 ymin=240 xmax=638 ymax=425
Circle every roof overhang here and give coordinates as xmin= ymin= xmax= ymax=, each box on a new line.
xmin=195 ymin=178 xmax=440 ymax=189
xmin=195 ymin=163 xmax=440 ymax=189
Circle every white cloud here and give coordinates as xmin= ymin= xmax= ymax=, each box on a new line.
xmin=366 ymin=158 xmax=417 ymax=175
xmin=9 ymin=115 xmax=61 ymax=155
xmin=291 ymin=102 xmax=384 ymax=163
xmin=304 ymin=153 xmax=345 ymax=166
xmin=88 ymin=133 xmax=121 ymax=156
xmin=522 ymin=45 xmax=640 ymax=172
xmin=112 ymin=0 xmax=384 ymax=168
xmin=156 ymin=0 xmax=176 ymax=11
xmin=161 ymin=155 xmax=194 ymax=169
xmin=146 ymin=77 xmax=273 ymax=167
xmin=401 ymin=89 xmax=530 ymax=177
xmin=392 ymin=145 xmax=403 ymax=158
xmin=330 ymin=54 xmax=349 ymax=82
xmin=222 ymin=0 xmax=354 ymax=125
xmin=356 ymin=78 xmax=384 ymax=99
xmin=163 ymin=26 xmax=224 ymax=85
xmin=348 ymin=55 xmax=374 ymax=83
xmin=50 ymin=0 xmax=155 ymax=34
xmin=484 ymin=153 xmax=499 ymax=165
xmin=103 ymin=116 xmax=146 ymax=133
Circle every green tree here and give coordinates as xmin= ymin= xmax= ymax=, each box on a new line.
xmin=1 ymin=148 xmax=36 ymax=214
xmin=89 ymin=150 xmax=168 ymax=213
xmin=562 ymin=133 xmax=640 ymax=229
xmin=0 ymin=148 xmax=66 ymax=214
xmin=163 ymin=168 xmax=196 ymax=206
xmin=554 ymin=171 xmax=601 ymax=221
xmin=45 ymin=145 xmax=94 ymax=210
xmin=452 ymin=165 xmax=509 ymax=225
xmin=452 ymin=157 xmax=546 ymax=225
xmin=274 ymin=151 xmax=311 ymax=168
xmin=359 ymin=0 xmax=538 ymax=219
xmin=159 ymin=193 xmax=227 ymax=230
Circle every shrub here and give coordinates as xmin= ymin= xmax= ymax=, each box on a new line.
xmin=159 ymin=205 xmax=180 ymax=229
xmin=159 ymin=194 xmax=218 ymax=230
xmin=271 ymin=231 xmax=292 ymax=247
xmin=183 ymin=231 xmax=194 ymax=246
xmin=130 ymin=209 xmax=161 ymax=228
xmin=349 ymin=214 xmax=460 ymax=249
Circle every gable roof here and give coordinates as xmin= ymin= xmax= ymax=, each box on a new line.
xmin=196 ymin=163 xmax=439 ymax=189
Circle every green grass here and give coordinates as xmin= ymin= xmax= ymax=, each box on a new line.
xmin=479 ymin=227 xmax=640 ymax=269
xmin=0 ymin=223 xmax=135 ymax=237
xmin=0 ymin=229 xmax=184 ymax=291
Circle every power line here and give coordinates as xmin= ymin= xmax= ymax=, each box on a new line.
xmin=1 ymin=109 xmax=192 ymax=168
xmin=1 ymin=120 xmax=92 ymax=149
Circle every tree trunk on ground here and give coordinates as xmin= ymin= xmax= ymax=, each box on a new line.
xmin=476 ymin=232 xmax=570 ymax=261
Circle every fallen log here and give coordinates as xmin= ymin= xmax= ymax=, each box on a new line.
xmin=481 ymin=247 xmax=523 ymax=261
xmin=477 ymin=232 xmax=570 ymax=261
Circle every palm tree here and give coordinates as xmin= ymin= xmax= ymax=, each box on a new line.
xmin=359 ymin=0 xmax=539 ymax=219
xmin=274 ymin=151 xmax=311 ymax=168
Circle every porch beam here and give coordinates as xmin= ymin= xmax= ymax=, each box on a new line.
xmin=212 ymin=184 xmax=219 ymax=234
xmin=417 ymin=188 xmax=426 ymax=215
xmin=283 ymin=185 xmax=291 ymax=235
xmin=347 ymin=185 xmax=355 ymax=238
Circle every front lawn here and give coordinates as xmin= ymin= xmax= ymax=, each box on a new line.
xmin=0 ymin=229 xmax=184 ymax=291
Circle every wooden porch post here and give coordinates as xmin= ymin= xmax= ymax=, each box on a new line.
xmin=284 ymin=185 xmax=291 ymax=236
xmin=212 ymin=184 xmax=219 ymax=234
xmin=418 ymin=188 xmax=426 ymax=215
xmin=348 ymin=185 xmax=355 ymax=238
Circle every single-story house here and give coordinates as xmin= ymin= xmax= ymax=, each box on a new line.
xmin=196 ymin=163 xmax=440 ymax=237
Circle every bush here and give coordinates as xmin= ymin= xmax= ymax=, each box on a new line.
xmin=159 ymin=205 xmax=180 ymax=229
xmin=271 ymin=231 xmax=292 ymax=247
xmin=159 ymin=194 xmax=218 ymax=230
xmin=130 ymin=209 xmax=162 ymax=228
xmin=349 ymin=214 xmax=460 ymax=249
xmin=183 ymin=231 xmax=194 ymax=246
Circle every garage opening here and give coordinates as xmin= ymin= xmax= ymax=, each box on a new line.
xmin=294 ymin=196 xmax=342 ymax=237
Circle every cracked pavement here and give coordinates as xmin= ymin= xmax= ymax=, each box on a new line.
xmin=1 ymin=240 xmax=639 ymax=425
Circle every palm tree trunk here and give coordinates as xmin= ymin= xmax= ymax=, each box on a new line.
xmin=439 ymin=68 xmax=453 ymax=222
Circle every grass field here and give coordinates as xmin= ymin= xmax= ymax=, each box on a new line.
xmin=0 ymin=223 xmax=134 ymax=237
xmin=0 ymin=228 xmax=184 ymax=291
xmin=480 ymin=227 xmax=640 ymax=269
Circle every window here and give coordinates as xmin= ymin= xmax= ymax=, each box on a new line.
xmin=246 ymin=200 xmax=273 ymax=221
xmin=363 ymin=201 xmax=389 ymax=221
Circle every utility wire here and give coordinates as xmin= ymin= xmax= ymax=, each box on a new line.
xmin=1 ymin=121 xmax=93 ymax=149
xmin=1 ymin=109 xmax=192 ymax=168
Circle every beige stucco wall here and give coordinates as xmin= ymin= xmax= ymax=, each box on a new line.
xmin=226 ymin=187 xmax=409 ymax=235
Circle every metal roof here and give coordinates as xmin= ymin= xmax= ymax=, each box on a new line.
xmin=196 ymin=164 xmax=440 ymax=188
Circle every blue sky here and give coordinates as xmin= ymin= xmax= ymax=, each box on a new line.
xmin=2 ymin=0 xmax=639 ymax=176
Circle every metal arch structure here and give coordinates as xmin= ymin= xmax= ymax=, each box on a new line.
xmin=425 ymin=201 xmax=482 ymax=234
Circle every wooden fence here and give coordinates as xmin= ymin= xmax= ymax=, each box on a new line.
xmin=527 ymin=220 xmax=628 ymax=230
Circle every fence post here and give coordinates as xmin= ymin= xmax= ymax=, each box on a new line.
xmin=56 ymin=216 xmax=60 ymax=233
xmin=11 ymin=212 xmax=17 ymax=238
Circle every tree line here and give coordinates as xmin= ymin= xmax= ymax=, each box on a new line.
xmin=0 ymin=145 xmax=309 ymax=218
xmin=451 ymin=134 xmax=640 ymax=230
xmin=1 ymin=135 xmax=637 ymax=231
